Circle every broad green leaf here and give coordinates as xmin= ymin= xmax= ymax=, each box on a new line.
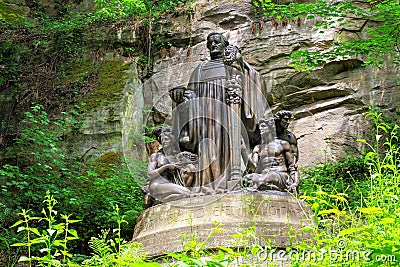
xmin=31 ymin=238 xmax=45 ymax=244
xmin=339 ymin=227 xmax=365 ymax=236
xmin=68 ymin=229 xmax=79 ymax=237
xmin=68 ymin=219 xmax=81 ymax=224
xmin=18 ymin=256 xmax=30 ymax=262
xmin=11 ymin=243 xmax=28 ymax=247
xmin=11 ymin=220 xmax=24 ymax=228
xmin=318 ymin=209 xmax=342 ymax=215
xmin=358 ymin=207 xmax=383 ymax=215
xmin=329 ymin=194 xmax=348 ymax=202
xmin=380 ymin=217 xmax=395 ymax=224
xmin=30 ymin=228 xmax=40 ymax=236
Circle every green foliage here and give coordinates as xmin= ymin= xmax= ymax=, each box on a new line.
xmin=5 ymin=107 xmax=400 ymax=266
xmin=80 ymin=205 xmax=159 ymax=267
xmin=0 ymin=2 xmax=27 ymax=23
xmin=0 ymin=40 xmax=28 ymax=87
xmin=1 ymin=105 xmax=145 ymax=263
xmin=254 ymin=0 xmax=400 ymax=70
xmin=11 ymin=191 xmax=81 ymax=267
xmin=290 ymin=107 xmax=400 ymax=266
xmin=25 ymin=0 xmax=190 ymax=34
xmin=301 ymin=157 xmax=370 ymax=209
xmin=360 ymin=107 xmax=400 ymax=208
xmin=10 ymin=193 xmax=155 ymax=267
xmin=94 ymin=0 xmax=147 ymax=20
xmin=0 ymin=201 xmax=24 ymax=266
xmin=81 ymin=230 xmax=159 ymax=266
xmin=84 ymin=60 xmax=131 ymax=111
xmin=0 ymin=0 xmax=193 ymax=145
xmin=165 ymin=223 xmax=236 ymax=267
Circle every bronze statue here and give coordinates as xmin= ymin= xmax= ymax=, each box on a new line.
xmin=243 ymin=117 xmax=299 ymax=193
xmin=144 ymin=126 xmax=191 ymax=206
xmin=143 ymin=34 xmax=300 ymax=206
xmin=274 ymin=110 xmax=299 ymax=163
xmin=170 ymin=32 xmax=267 ymax=194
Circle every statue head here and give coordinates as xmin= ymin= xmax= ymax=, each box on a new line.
xmin=258 ymin=117 xmax=276 ymax=143
xmin=274 ymin=110 xmax=292 ymax=131
xmin=152 ymin=126 xmax=175 ymax=151
xmin=206 ymin=32 xmax=229 ymax=60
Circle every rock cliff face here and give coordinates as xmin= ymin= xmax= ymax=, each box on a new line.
xmin=137 ymin=0 xmax=400 ymax=167
xmin=3 ymin=0 xmax=399 ymax=168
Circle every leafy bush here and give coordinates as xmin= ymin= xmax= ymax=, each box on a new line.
xmin=10 ymin=192 xmax=156 ymax=267
xmin=1 ymin=105 xmax=145 ymax=263
xmin=301 ymin=157 xmax=370 ymax=210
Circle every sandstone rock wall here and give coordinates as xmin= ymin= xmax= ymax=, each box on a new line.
xmin=140 ymin=0 xmax=400 ymax=167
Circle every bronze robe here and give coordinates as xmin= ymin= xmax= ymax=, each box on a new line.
xmin=185 ymin=59 xmax=267 ymax=193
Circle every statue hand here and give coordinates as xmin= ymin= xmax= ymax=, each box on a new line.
xmin=178 ymin=133 xmax=190 ymax=145
xmin=169 ymin=87 xmax=186 ymax=103
xmin=183 ymin=90 xmax=196 ymax=100
xmin=240 ymin=138 xmax=247 ymax=151
xmin=165 ymin=163 xmax=177 ymax=170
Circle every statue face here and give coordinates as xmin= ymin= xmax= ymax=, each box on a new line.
xmin=161 ymin=132 xmax=173 ymax=149
xmin=258 ymin=120 xmax=268 ymax=133
xmin=207 ymin=34 xmax=226 ymax=59
xmin=258 ymin=118 xmax=275 ymax=136
xmin=279 ymin=115 xmax=290 ymax=129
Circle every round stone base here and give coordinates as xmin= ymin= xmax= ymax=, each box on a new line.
xmin=132 ymin=192 xmax=313 ymax=256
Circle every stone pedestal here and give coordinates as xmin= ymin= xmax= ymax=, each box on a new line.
xmin=132 ymin=192 xmax=313 ymax=256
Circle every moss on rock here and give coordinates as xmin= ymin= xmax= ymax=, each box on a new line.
xmin=96 ymin=151 xmax=122 ymax=165
xmin=84 ymin=60 xmax=131 ymax=111
xmin=90 ymin=151 xmax=123 ymax=177
xmin=63 ymin=58 xmax=131 ymax=112
xmin=0 ymin=2 xmax=28 ymax=23
xmin=64 ymin=58 xmax=97 ymax=84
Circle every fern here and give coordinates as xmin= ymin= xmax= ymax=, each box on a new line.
xmin=88 ymin=230 xmax=113 ymax=258
xmin=83 ymin=230 xmax=160 ymax=266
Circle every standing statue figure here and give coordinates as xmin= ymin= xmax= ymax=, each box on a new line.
xmin=274 ymin=110 xmax=299 ymax=163
xmin=243 ymin=117 xmax=299 ymax=193
xmin=170 ymin=32 xmax=267 ymax=194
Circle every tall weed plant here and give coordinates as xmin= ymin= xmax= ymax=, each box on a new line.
xmin=11 ymin=192 xmax=157 ymax=267
xmin=290 ymin=107 xmax=400 ymax=266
